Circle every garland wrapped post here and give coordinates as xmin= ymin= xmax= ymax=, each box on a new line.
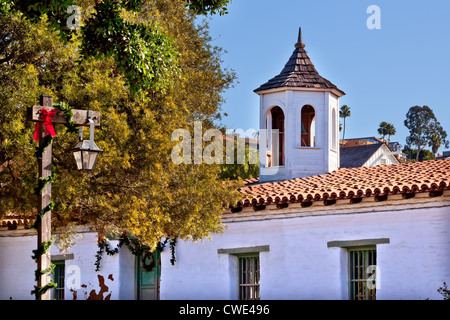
xmin=27 ymin=95 xmax=96 ymax=299
xmin=30 ymin=95 xmax=57 ymax=300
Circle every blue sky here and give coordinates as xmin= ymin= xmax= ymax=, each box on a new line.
xmin=203 ymin=0 xmax=450 ymax=153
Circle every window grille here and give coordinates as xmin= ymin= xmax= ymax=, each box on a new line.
xmin=348 ymin=247 xmax=377 ymax=300
xmin=52 ymin=261 xmax=65 ymax=300
xmin=238 ymin=255 xmax=260 ymax=300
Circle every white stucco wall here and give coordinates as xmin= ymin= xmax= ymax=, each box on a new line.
xmin=0 ymin=231 xmax=136 ymax=300
xmin=160 ymin=204 xmax=450 ymax=300
xmin=258 ymin=89 xmax=341 ymax=182
xmin=2 ymin=201 xmax=448 ymax=300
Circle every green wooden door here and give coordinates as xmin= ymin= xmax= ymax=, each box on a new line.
xmin=136 ymin=250 xmax=161 ymax=300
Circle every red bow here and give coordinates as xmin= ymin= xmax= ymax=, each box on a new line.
xmin=33 ymin=109 xmax=57 ymax=141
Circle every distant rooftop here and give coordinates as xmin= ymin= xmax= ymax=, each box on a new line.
xmin=340 ymin=144 xmax=384 ymax=168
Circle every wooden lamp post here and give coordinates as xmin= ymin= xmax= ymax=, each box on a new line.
xmin=27 ymin=95 xmax=101 ymax=300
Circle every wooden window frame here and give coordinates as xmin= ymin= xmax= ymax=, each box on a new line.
xmin=327 ymin=238 xmax=389 ymax=300
xmin=347 ymin=246 xmax=377 ymax=300
xmin=237 ymin=254 xmax=260 ymax=300
xmin=51 ymin=260 xmax=65 ymax=300
xmin=218 ymin=245 xmax=269 ymax=300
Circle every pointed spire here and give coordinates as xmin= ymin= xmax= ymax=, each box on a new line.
xmin=295 ymin=27 xmax=305 ymax=48
xmin=254 ymin=27 xmax=345 ymax=96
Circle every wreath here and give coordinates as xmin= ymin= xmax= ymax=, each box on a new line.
xmin=141 ymin=252 xmax=155 ymax=272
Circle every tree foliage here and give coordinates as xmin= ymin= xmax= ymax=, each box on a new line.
xmin=429 ymin=133 xmax=443 ymax=156
xmin=402 ymin=147 xmax=435 ymax=162
xmin=437 ymin=282 xmax=450 ymax=300
xmin=377 ymin=121 xmax=396 ymax=142
xmin=5 ymin=0 xmax=231 ymax=94
xmin=0 ymin=0 xmax=240 ymax=251
xmin=339 ymin=104 xmax=350 ymax=141
xmin=219 ymin=136 xmax=259 ymax=181
xmin=185 ymin=0 xmax=230 ymax=15
xmin=404 ymin=105 xmax=449 ymax=162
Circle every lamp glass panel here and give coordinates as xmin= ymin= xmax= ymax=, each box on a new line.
xmin=73 ymin=150 xmax=83 ymax=170
xmin=88 ymin=151 xmax=99 ymax=170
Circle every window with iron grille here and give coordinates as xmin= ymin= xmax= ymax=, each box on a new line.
xmin=238 ymin=255 xmax=260 ymax=300
xmin=348 ymin=247 xmax=377 ymax=300
xmin=52 ymin=261 xmax=65 ymax=300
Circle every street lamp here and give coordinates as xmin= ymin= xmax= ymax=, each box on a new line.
xmin=73 ymin=111 xmax=103 ymax=170
xmin=28 ymin=96 xmax=102 ymax=299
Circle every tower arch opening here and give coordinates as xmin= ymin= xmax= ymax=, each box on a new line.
xmin=301 ymin=105 xmax=316 ymax=147
xmin=265 ymin=106 xmax=285 ymax=167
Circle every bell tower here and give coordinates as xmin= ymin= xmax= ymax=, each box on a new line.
xmin=254 ymin=28 xmax=345 ymax=182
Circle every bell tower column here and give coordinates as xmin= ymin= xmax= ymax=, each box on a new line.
xmin=255 ymin=28 xmax=345 ymax=182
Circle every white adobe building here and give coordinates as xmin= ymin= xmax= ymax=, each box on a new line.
xmin=158 ymin=29 xmax=450 ymax=300
xmin=1 ymin=28 xmax=449 ymax=301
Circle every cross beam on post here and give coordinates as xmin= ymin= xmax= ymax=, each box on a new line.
xmin=27 ymin=95 xmax=100 ymax=300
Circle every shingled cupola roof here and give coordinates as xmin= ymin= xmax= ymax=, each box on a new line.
xmin=254 ymin=28 xmax=345 ymax=96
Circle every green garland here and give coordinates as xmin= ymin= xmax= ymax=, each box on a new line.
xmin=94 ymin=240 xmax=119 ymax=272
xmin=56 ymin=102 xmax=78 ymax=134
xmin=34 ymin=136 xmax=53 ymax=160
xmin=32 ymin=202 xmax=55 ymax=229
xmin=169 ymin=238 xmax=177 ymax=265
xmin=32 ymin=235 xmax=55 ymax=261
xmin=34 ymin=172 xmax=56 ymax=196
xmin=31 ymin=150 xmax=57 ymax=298
xmin=94 ymin=234 xmax=177 ymax=272
xmin=30 ymin=101 xmax=77 ymax=299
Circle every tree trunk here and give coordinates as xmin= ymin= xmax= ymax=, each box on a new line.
xmin=343 ymin=118 xmax=346 ymax=141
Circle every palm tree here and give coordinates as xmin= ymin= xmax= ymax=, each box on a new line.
xmin=378 ymin=122 xmax=396 ymax=142
xmin=429 ymin=133 xmax=442 ymax=157
xmin=385 ymin=123 xmax=396 ymax=142
xmin=339 ymin=105 xmax=351 ymax=141
xmin=377 ymin=121 xmax=388 ymax=141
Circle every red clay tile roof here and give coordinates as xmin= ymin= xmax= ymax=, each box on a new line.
xmin=242 ymin=178 xmax=260 ymax=185
xmin=0 ymin=216 xmax=33 ymax=230
xmin=236 ymin=159 xmax=450 ymax=207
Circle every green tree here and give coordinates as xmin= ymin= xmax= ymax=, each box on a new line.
xmin=377 ymin=121 xmax=388 ymax=140
xmin=377 ymin=121 xmax=396 ymax=142
xmin=6 ymin=0 xmax=232 ymax=94
xmin=186 ymin=0 xmax=231 ymax=15
xmin=402 ymin=147 xmax=435 ymax=162
xmin=404 ymin=105 xmax=449 ymax=162
xmin=429 ymin=133 xmax=442 ymax=157
xmin=385 ymin=123 xmax=396 ymax=142
xmin=0 ymin=0 xmax=239 ymax=251
xmin=219 ymin=136 xmax=259 ymax=181
xmin=339 ymin=105 xmax=351 ymax=141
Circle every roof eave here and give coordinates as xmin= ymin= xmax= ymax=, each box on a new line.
xmin=254 ymin=86 xmax=345 ymax=97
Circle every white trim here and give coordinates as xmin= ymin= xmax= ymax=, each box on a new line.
xmin=255 ymin=87 xmax=345 ymax=97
